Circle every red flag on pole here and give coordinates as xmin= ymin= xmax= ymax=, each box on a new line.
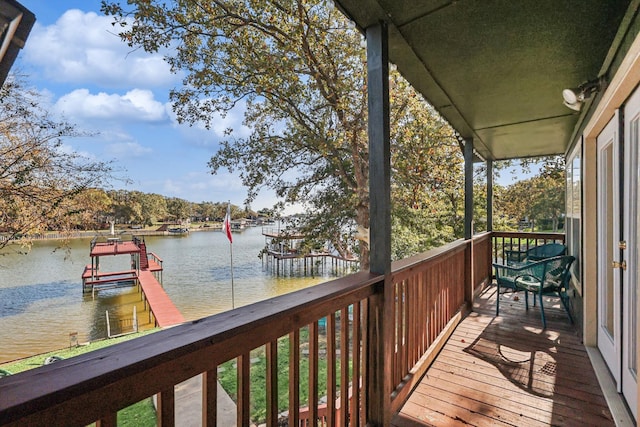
xmin=223 ymin=203 xmax=233 ymax=243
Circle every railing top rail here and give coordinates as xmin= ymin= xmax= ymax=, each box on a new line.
xmin=391 ymin=238 xmax=467 ymax=273
xmin=491 ymin=231 xmax=565 ymax=240
xmin=147 ymin=251 xmax=162 ymax=262
xmin=0 ymin=271 xmax=382 ymax=424
xmin=472 ymin=231 xmax=492 ymax=240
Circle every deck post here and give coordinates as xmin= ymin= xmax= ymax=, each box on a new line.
xmin=464 ymin=139 xmax=474 ymax=307
xmin=366 ymin=20 xmax=391 ymax=426
xmin=464 ymin=138 xmax=474 ymax=240
xmin=487 ymin=159 xmax=493 ymax=232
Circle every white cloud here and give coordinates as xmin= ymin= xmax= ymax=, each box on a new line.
xmin=24 ymin=9 xmax=177 ymax=88
xmin=162 ymin=179 xmax=183 ymax=196
xmin=170 ymin=99 xmax=252 ymax=148
xmin=105 ymin=142 xmax=153 ymax=159
xmin=54 ymin=88 xmax=169 ymax=123
xmin=210 ymin=107 xmax=251 ymax=139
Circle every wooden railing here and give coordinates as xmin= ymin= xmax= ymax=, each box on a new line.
xmin=0 ymin=236 xmax=491 ymax=426
xmin=491 ymin=231 xmax=565 ymax=264
xmin=148 ymin=251 xmax=163 ymax=266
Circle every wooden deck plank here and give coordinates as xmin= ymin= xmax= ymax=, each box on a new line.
xmin=392 ymin=285 xmax=615 ymax=427
xmin=424 ymin=363 xmax=612 ymax=423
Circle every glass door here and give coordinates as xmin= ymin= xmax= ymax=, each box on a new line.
xmin=623 ymin=90 xmax=639 ymax=421
xmin=597 ymin=114 xmax=621 ymax=385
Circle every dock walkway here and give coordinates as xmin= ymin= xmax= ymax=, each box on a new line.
xmin=138 ymin=270 xmax=184 ymax=327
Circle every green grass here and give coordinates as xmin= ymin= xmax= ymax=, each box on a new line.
xmin=1 ymin=329 xmax=160 ymax=425
xmin=217 ymin=325 xmax=352 ymax=425
xmin=0 ymin=328 xmax=160 ymax=374
xmin=117 ymin=398 xmax=157 ymax=427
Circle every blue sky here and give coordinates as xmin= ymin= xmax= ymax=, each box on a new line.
xmin=16 ymin=1 xmax=532 ymax=213
xmin=16 ymin=0 xmax=269 ymax=209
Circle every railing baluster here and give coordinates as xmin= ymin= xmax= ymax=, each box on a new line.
xmin=419 ymin=270 xmax=426 ymax=357
xmin=352 ymin=302 xmax=361 ymax=426
xmin=360 ymin=299 xmax=368 ymax=424
xmin=405 ymin=279 xmax=412 ymax=366
xmin=309 ymin=321 xmax=319 ymax=424
xmin=202 ymin=369 xmax=217 ymax=426
xmin=327 ymin=313 xmax=336 ymax=426
xmin=157 ymin=387 xmax=175 ymax=427
xmin=266 ymin=340 xmax=278 ymax=426
xmin=340 ymin=307 xmax=349 ymax=427
xmin=393 ymin=281 xmax=399 ymax=386
xmin=237 ymin=353 xmax=250 ymax=426
xmin=289 ymin=330 xmax=300 ymax=427
xmin=96 ymin=412 xmax=117 ymax=427
xmin=430 ymin=268 xmax=436 ymax=347
xmin=403 ymin=280 xmax=410 ymax=376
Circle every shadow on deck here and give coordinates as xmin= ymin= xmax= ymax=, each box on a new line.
xmin=392 ymin=285 xmax=614 ymax=427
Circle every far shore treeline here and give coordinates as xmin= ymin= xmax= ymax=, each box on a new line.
xmin=36 ymin=188 xmax=270 ymax=231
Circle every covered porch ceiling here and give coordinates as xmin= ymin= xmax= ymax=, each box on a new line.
xmin=334 ymin=0 xmax=632 ymax=161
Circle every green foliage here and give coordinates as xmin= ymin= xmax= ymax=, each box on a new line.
xmin=102 ymin=0 xmax=466 ymax=268
xmin=391 ymin=206 xmax=456 ymax=260
xmin=496 ymin=156 xmax=566 ymax=231
xmin=0 ymin=75 xmax=114 ymax=250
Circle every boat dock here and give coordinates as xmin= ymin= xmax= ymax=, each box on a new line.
xmin=82 ymin=236 xmax=184 ymax=328
xmin=261 ymin=227 xmax=359 ymax=276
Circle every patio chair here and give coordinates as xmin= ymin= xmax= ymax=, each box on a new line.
xmin=504 ymin=242 xmax=566 ymax=265
xmin=494 ymin=255 xmax=575 ymax=328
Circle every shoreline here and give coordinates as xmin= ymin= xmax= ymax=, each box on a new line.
xmin=1 ymin=224 xmax=225 ymax=244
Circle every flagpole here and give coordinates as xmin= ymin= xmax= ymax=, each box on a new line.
xmin=226 ymin=200 xmax=235 ymax=309
xmin=230 ymin=238 xmax=235 ymax=309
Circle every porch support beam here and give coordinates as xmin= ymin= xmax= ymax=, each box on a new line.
xmin=366 ymin=20 xmax=391 ymax=426
xmin=464 ymin=138 xmax=474 ymax=239
xmin=487 ymin=159 xmax=493 ymax=231
xmin=464 ymin=139 xmax=475 ymax=309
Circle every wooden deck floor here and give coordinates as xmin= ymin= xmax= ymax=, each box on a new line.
xmin=392 ymin=285 xmax=614 ymax=427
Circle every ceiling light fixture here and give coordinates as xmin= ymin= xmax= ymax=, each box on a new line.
xmin=562 ymin=77 xmax=605 ymax=111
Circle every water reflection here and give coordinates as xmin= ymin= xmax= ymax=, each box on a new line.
xmin=0 ymin=227 xmax=334 ymax=362
xmin=0 ymin=282 xmax=75 ymax=318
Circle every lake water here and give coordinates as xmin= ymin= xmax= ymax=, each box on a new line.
xmin=0 ymin=227 xmax=337 ymax=363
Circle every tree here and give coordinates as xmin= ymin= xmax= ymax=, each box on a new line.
xmin=103 ymin=0 xmax=464 ymax=266
xmin=388 ymin=73 xmax=463 ymax=259
xmin=67 ymin=188 xmax=113 ymax=230
xmin=103 ymin=0 xmax=371 ymax=263
xmin=196 ymin=201 xmax=217 ymax=221
xmin=108 ymin=189 xmax=141 ymax=225
xmin=499 ymin=156 xmax=565 ymax=231
xmin=0 ymin=76 xmax=114 ymax=250
xmin=166 ymin=197 xmax=192 ymax=223
xmin=138 ymin=192 xmax=168 ymax=226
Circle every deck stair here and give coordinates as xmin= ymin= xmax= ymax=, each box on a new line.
xmin=138 ymin=241 xmax=149 ymax=269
